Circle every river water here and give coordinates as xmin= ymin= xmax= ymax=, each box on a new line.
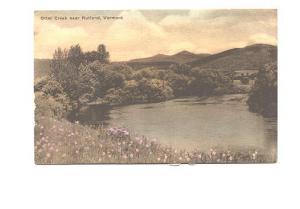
xmin=78 ymin=94 xmax=277 ymax=158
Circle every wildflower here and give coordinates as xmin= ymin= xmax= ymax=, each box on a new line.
xmin=108 ymin=154 xmax=111 ymax=158
xmin=157 ymin=157 xmax=161 ymax=161
xmin=186 ymin=157 xmax=191 ymax=161
xmin=102 ymin=152 xmax=106 ymax=156
xmin=217 ymin=159 xmax=221 ymax=162
xmin=130 ymin=153 xmax=134 ymax=158
xmin=75 ymin=121 xmax=79 ymax=124
xmin=55 ymin=149 xmax=59 ymax=153
xmin=98 ymin=158 xmax=102 ymax=162
xmin=179 ymin=157 xmax=183 ymax=161
xmin=75 ymin=150 xmax=79 ymax=154
xmin=62 ymin=153 xmax=66 ymax=158
xmin=229 ymin=156 xmax=233 ymax=161
xmin=198 ymin=154 xmax=202 ymax=159
xmin=135 ymin=148 xmax=139 ymax=153
xmin=123 ymin=155 xmax=128 ymax=159
xmin=46 ymin=153 xmax=51 ymax=158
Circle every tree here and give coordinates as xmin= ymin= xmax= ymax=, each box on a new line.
xmin=188 ymin=68 xmax=233 ymax=96
xmin=97 ymin=44 xmax=110 ymax=63
xmin=84 ymin=51 xmax=99 ymax=63
xmin=247 ymin=62 xmax=277 ymax=117
xmin=67 ymin=44 xmax=84 ymax=67
xmin=50 ymin=47 xmax=68 ymax=78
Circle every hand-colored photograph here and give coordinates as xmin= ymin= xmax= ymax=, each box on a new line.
xmin=34 ymin=10 xmax=277 ymax=164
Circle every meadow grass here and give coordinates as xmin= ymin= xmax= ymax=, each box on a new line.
xmin=35 ymin=116 xmax=273 ymax=164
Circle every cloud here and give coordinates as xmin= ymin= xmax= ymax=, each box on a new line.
xmin=35 ymin=22 xmax=89 ymax=58
xmin=35 ymin=10 xmax=277 ymax=61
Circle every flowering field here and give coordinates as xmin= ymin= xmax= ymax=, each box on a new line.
xmin=35 ymin=116 xmax=273 ymax=164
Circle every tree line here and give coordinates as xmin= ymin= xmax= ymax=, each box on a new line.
xmin=34 ymin=43 xmax=276 ymax=119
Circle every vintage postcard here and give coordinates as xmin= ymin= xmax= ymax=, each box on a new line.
xmin=34 ymin=10 xmax=277 ymax=164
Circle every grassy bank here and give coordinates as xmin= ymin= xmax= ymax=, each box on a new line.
xmin=35 ymin=116 xmax=274 ymax=164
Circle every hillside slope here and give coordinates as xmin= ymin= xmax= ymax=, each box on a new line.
xmin=188 ymin=44 xmax=277 ymax=71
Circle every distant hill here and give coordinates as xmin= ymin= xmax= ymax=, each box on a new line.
xmin=187 ymin=44 xmax=277 ymax=71
xmin=34 ymin=59 xmax=51 ymax=78
xmin=34 ymin=44 xmax=277 ymax=77
xmin=127 ymin=51 xmax=210 ymax=69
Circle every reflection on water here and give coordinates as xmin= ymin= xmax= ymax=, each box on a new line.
xmin=74 ymin=94 xmax=277 ymax=159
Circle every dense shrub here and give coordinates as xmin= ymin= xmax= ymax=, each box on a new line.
xmin=188 ymin=68 xmax=233 ymax=96
xmin=247 ymin=62 xmax=277 ymax=117
xmin=35 ymin=92 xmax=71 ymax=119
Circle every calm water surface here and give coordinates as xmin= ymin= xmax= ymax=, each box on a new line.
xmin=79 ymin=94 xmax=277 ymax=158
